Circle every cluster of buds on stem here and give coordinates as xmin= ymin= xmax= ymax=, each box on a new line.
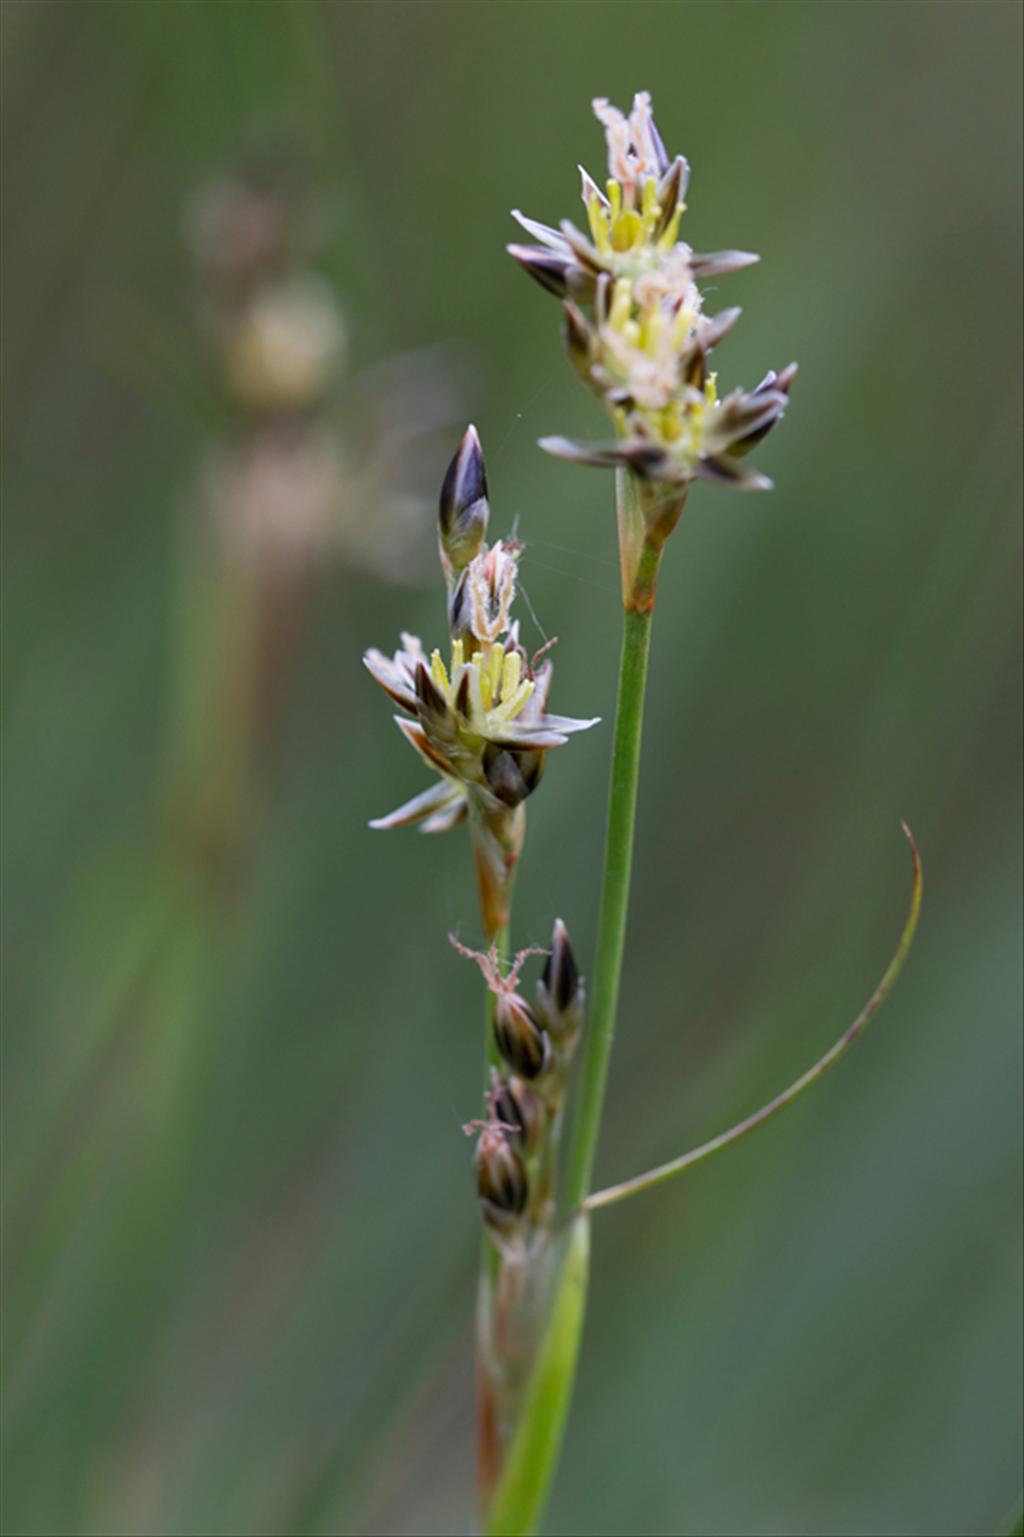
xmin=509 ymin=92 xmax=796 ymax=576
xmin=365 ymin=427 xmax=598 ymax=936
xmin=457 ymin=920 xmax=585 ymax=1250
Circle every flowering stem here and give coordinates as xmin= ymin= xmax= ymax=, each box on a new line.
xmin=484 ymin=920 xmax=510 ymax=1082
xmin=478 ymin=474 xmax=662 ymax=1535
xmin=477 ymin=912 xmax=510 ymax=1510
xmin=564 ymin=473 xmax=663 ymax=1212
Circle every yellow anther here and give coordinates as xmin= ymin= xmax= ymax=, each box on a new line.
xmin=661 ymin=400 xmax=684 ymax=442
xmin=430 ymin=649 xmax=450 ymax=693
xmin=640 ymin=177 xmax=660 ymax=231
xmin=451 ymin=638 xmax=465 ymax=672
xmin=670 ymin=306 xmax=693 ymax=348
xmin=610 ymin=278 xmax=633 ymax=331
xmin=588 ymin=194 xmax=610 ymax=253
xmin=501 ymin=650 xmax=522 ymax=702
xmin=607 ymin=180 xmax=622 ymax=219
xmin=643 ymin=306 xmax=665 ymax=352
xmin=705 ymin=371 xmax=718 ymax=406
xmin=487 ymin=643 xmax=504 ymax=702
xmin=493 ymin=678 xmax=534 ymax=724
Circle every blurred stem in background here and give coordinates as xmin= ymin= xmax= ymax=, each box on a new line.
xmin=5 ymin=149 xmax=464 ymax=1383
xmin=5 ymin=162 xmax=347 ymax=1378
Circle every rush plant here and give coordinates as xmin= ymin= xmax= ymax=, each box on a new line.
xmin=365 ymin=92 xmax=922 ymax=1537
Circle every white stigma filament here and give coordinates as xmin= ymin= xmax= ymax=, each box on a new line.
xmin=466 ymin=541 xmax=519 ymax=643
xmin=592 ymin=92 xmax=660 ymax=206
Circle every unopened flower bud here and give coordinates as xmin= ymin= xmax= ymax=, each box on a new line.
xmin=494 ymin=992 xmax=550 ymax=1080
xmin=439 ymin=425 xmax=489 ymax=581
xmin=536 ymin=917 xmax=585 ymax=1047
xmin=473 ymin=1122 xmax=528 ymax=1234
xmin=482 ymin=743 xmax=543 ymax=808
xmin=489 ymin=1069 xmax=546 ymax=1156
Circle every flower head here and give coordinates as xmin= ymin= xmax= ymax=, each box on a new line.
xmin=464 ymin=1104 xmax=529 ymax=1245
xmin=509 ymin=93 xmax=795 ymax=500
xmin=365 ymin=431 xmax=599 ymax=844
xmin=365 ymin=613 xmax=597 ymax=831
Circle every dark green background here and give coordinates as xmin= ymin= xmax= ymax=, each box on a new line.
xmin=3 ymin=2 xmax=1022 ymax=1534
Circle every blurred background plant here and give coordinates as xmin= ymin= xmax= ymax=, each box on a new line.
xmin=2 ymin=3 xmax=1021 ymax=1535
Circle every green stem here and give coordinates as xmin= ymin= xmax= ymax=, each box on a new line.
xmin=563 ymin=531 xmax=661 ymax=1212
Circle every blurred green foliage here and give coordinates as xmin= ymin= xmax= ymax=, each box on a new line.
xmin=2 ymin=2 xmax=1022 ymax=1534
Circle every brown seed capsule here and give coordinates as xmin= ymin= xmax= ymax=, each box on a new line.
xmin=481 ymin=741 xmax=546 ymax=809
xmin=494 ymin=992 xmax=550 ymax=1080
xmin=474 ymin=1123 xmax=528 ymax=1233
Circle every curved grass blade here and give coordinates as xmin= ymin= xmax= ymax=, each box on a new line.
xmin=585 ymin=823 xmax=922 ymax=1214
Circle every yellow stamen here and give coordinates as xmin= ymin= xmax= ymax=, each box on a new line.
xmin=487 ymin=643 xmax=504 ymax=704
xmin=501 ymin=650 xmax=522 ymax=702
xmin=588 ymin=193 xmax=610 ymax=254
xmin=642 ymin=306 xmax=665 ymax=354
xmin=493 ymin=678 xmax=534 ymax=723
xmin=640 ymin=176 xmax=661 ymax=240
xmin=430 ymin=649 xmax=449 ymax=692
xmin=670 ymin=305 xmax=694 ymax=349
xmin=609 ymin=278 xmax=633 ymax=332
xmin=661 ymin=400 xmax=684 ymax=442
